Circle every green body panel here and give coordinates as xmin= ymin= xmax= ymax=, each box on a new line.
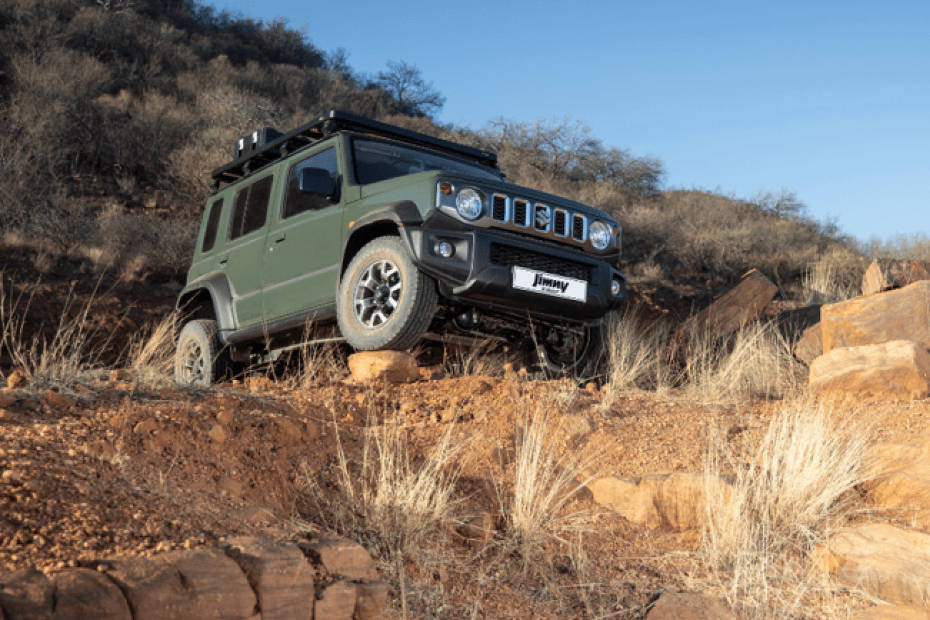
xmin=260 ymin=140 xmax=346 ymax=320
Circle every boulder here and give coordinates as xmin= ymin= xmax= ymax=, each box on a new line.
xmin=51 ymin=568 xmax=131 ymax=620
xmin=861 ymin=258 xmax=930 ymax=297
xmin=863 ymin=441 xmax=930 ymax=529
xmin=347 ymin=351 xmax=419 ymax=384
xmin=821 ymin=281 xmax=930 ymax=353
xmin=851 ymin=605 xmax=930 ymax=620
xmin=671 ymin=269 xmax=777 ymax=347
xmin=223 ymin=537 xmax=314 ymax=620
xmin=793 ymin=322 xmax=822 ymax=365
xmin=818 ymin=523 xmax=930 ymax=606
xmin=307 ymin=539 xmax=377 ymax=581
xmin=354 ymin=581 xmax=390 ymax=620
xmin=588 ymin=476 xmax=663 ymax=528
xmin=588 ymin=473 xmax=730 ymax=531
xmin=103 ymin=548 xmax=256 ymax=619
xmin=809 ymin=340 xmax=930 ymax=400
xmin=0 ymin=568 xmax=53 ymax=620
xmin=313 ymin=580 xmax=356 ymax=620
xmin=645 ymin=590 xmax=736 ymax=620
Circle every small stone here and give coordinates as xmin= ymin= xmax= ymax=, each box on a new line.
xmin=646 ymin=590 xmax=736 ymax=619
xmin=584 ymin=382 xmax=598 ymax=393
xmin=40 ymin=390 xmax=76 ymax=411
xmin=133 ymin=419 xmax=159 ymax=435
xmin=5 ymin=369 xmax=25 ymax=390
xmin=1 ymin=469 xmax=22 ymax=485
xmin=451 ymin=509 xmax=495 ymax=548
xmin=207 ymin=423 xmax=227 ymax=444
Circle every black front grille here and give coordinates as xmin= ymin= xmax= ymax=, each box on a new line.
xmin=572 ymin=214 xmax=585 ymax=240
xmin=513 ymin=199 xmax=528 ymax=226
xmin=554 ymin=210 xmax=567 ymax=235
xmin=492 ymin=195 xmax=507 ymax=221
xmin=489 ymin=243 xmax=592 ymax=281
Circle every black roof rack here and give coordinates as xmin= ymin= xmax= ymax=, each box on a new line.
xmin=210 ymin=110 xmax=499 ymax=188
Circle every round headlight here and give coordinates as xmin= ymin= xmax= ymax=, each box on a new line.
xmin=589 ymin=220 xmax=613 ymax=251
xmin=455 ymin=188 xmax=483 ymax=220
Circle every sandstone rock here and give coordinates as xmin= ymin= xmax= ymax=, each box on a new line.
xmin=451 ymin=509 xmax=495 ymax=548
xmin=809 ymin=340 xmax=930 ymax=400
xmin=104 ymin=548 xmax=256 ymax=619
xmin=588 ymin=475 xmax=663 ymax=528
xmin=51 ymin=568 xmax=131 ymax=620
xmin=818 ymin=523 xmax=930 ymax=606
xmin=861 ymin=258 xmax=930 ymax=297
xmin=645 ymin=590 xmax=736 ymax=620
xmin=307 ymin=539 xmax=377 ymax=580
xmin=39 ymin=390 xmax=76 ymax=412
xmin=223 ymin=537 xmax=314 ymax=620
xmin=821 ymin=280 xmax=930 ymax=353
xmin=589 ymin=473 xmax=730 ymax=531
xmin=313 ymin=580 xmax=356 ymax=620
xmin=654 ymin=472 xmax=731 ymax=531
xmin=4 ymin=370 xmax=24 ymax=391
xmin=863 ymin=442 xmax=930 ymax=529
xmin=851 ymin=605 xmax=930 ymax=620
xmin=347 ymin=351 xmax=419 ymax=384
xmin=793 ymin=322 xmax=822 ymax=365
xmin=671 ymin=268 xmax=777 ymax=347
xmin=354 ymin=581 xmax=390 ymax=620
xmin=0 ymin=568 xmax=53 ymax=619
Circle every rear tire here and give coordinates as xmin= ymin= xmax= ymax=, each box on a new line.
xmin=337 ymin=236 xmax=437 ymax=351
xmin=174 ymin=319 xmax=228 ymax=386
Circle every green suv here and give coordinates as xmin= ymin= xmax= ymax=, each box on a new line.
xmin=174 ymin=110 xmax=626 ymax=385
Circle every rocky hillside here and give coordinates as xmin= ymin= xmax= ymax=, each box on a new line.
xmin=1 ymin=260 xmax=930 ymax=618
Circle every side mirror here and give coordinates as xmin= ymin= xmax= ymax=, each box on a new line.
xmin=298 ymin=167 xmax=338 ymax=197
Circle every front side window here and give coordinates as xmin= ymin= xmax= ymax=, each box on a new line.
xmin=283 ymin=147 xmax=340 ymax=218
xmin=352 ymin=138 xmax=501 ymax=185
xmin=229 ymin=175 xmax=273 ymax=240
xmin=201 ymin=197 xmax=224 ymax=252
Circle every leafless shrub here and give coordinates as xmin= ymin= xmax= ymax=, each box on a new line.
xmin=695 ymin=400 xmax=872 ymax=617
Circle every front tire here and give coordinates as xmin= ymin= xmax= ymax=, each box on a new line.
xmin=337 ymin=236 xmax=437 ymax=351
xmin=174 ymin=319 xmax=228 ymax=386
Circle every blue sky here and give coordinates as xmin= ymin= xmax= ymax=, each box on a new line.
xmin=208 ymin=0 xmax=929 ymax=241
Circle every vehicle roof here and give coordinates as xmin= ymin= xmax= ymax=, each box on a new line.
xmin=210 ymin=110 xmax=499 ymax=189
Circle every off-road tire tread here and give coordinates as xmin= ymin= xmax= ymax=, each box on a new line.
xmin=337 ymin=236 xmax=437 ymax=351
xmin=174 ymin=318 xmax=228 ymax=386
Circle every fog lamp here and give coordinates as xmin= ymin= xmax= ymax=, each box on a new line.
xmin=611 ymin=279 xmax=622 ymax=296
xmin=437 ymin=240 xmax=455 ymax=258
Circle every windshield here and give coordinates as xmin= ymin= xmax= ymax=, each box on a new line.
xmin=352 ymin=138 xmax=501 ymax=185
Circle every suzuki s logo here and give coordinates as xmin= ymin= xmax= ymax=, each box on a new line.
xmin=534 ymin=205 xmax=550 ymax=230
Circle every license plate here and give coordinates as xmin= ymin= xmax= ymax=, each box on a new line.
xmin=511 ymin=266 xmax=587 ymax=302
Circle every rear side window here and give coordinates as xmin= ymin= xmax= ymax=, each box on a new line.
xmin=201 ymin=198 xmax=224 ymax=253
xmin=229 ymin=175 xmax=273 ymax=240
xmin=283 ymin=147 xmax=340 ymax=218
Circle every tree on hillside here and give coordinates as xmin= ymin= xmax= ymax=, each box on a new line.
xmin=373 ymin=60 xmax=445 ymax=117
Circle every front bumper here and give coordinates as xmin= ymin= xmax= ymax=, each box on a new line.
xmin=404 ymin=221 xmax=625 ymax=324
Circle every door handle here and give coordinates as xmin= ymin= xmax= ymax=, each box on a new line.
xmin=274 ymin=233 xmax=286 ymax=243
xmin=219 ymin=257 xmax=229 ymax=266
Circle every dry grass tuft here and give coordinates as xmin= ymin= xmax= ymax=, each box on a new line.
xmin=801 ymin=254 xmax=859 ymax=304
xmin=681 ymin=321 xmax=805 ymax=405
xmin=601 ymin=309 xmax=673 ymax=403
xmin=0 ymin=278 xmax=103 ymax=390
xmin=127 ymin=313 xmax=177 ymax=387
xmin=331 ymin=412 xmax=465 ymax=557
xmin=499 ymin=404 xmax=602 ymax=562
xmin=696 ymin=400 xmax=872 ymax=617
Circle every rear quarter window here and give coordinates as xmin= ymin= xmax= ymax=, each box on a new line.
xmin=229 ymin=175 xmax=273 ymax=240
xmin=201 ymin=198 xmax=224 ymax=253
